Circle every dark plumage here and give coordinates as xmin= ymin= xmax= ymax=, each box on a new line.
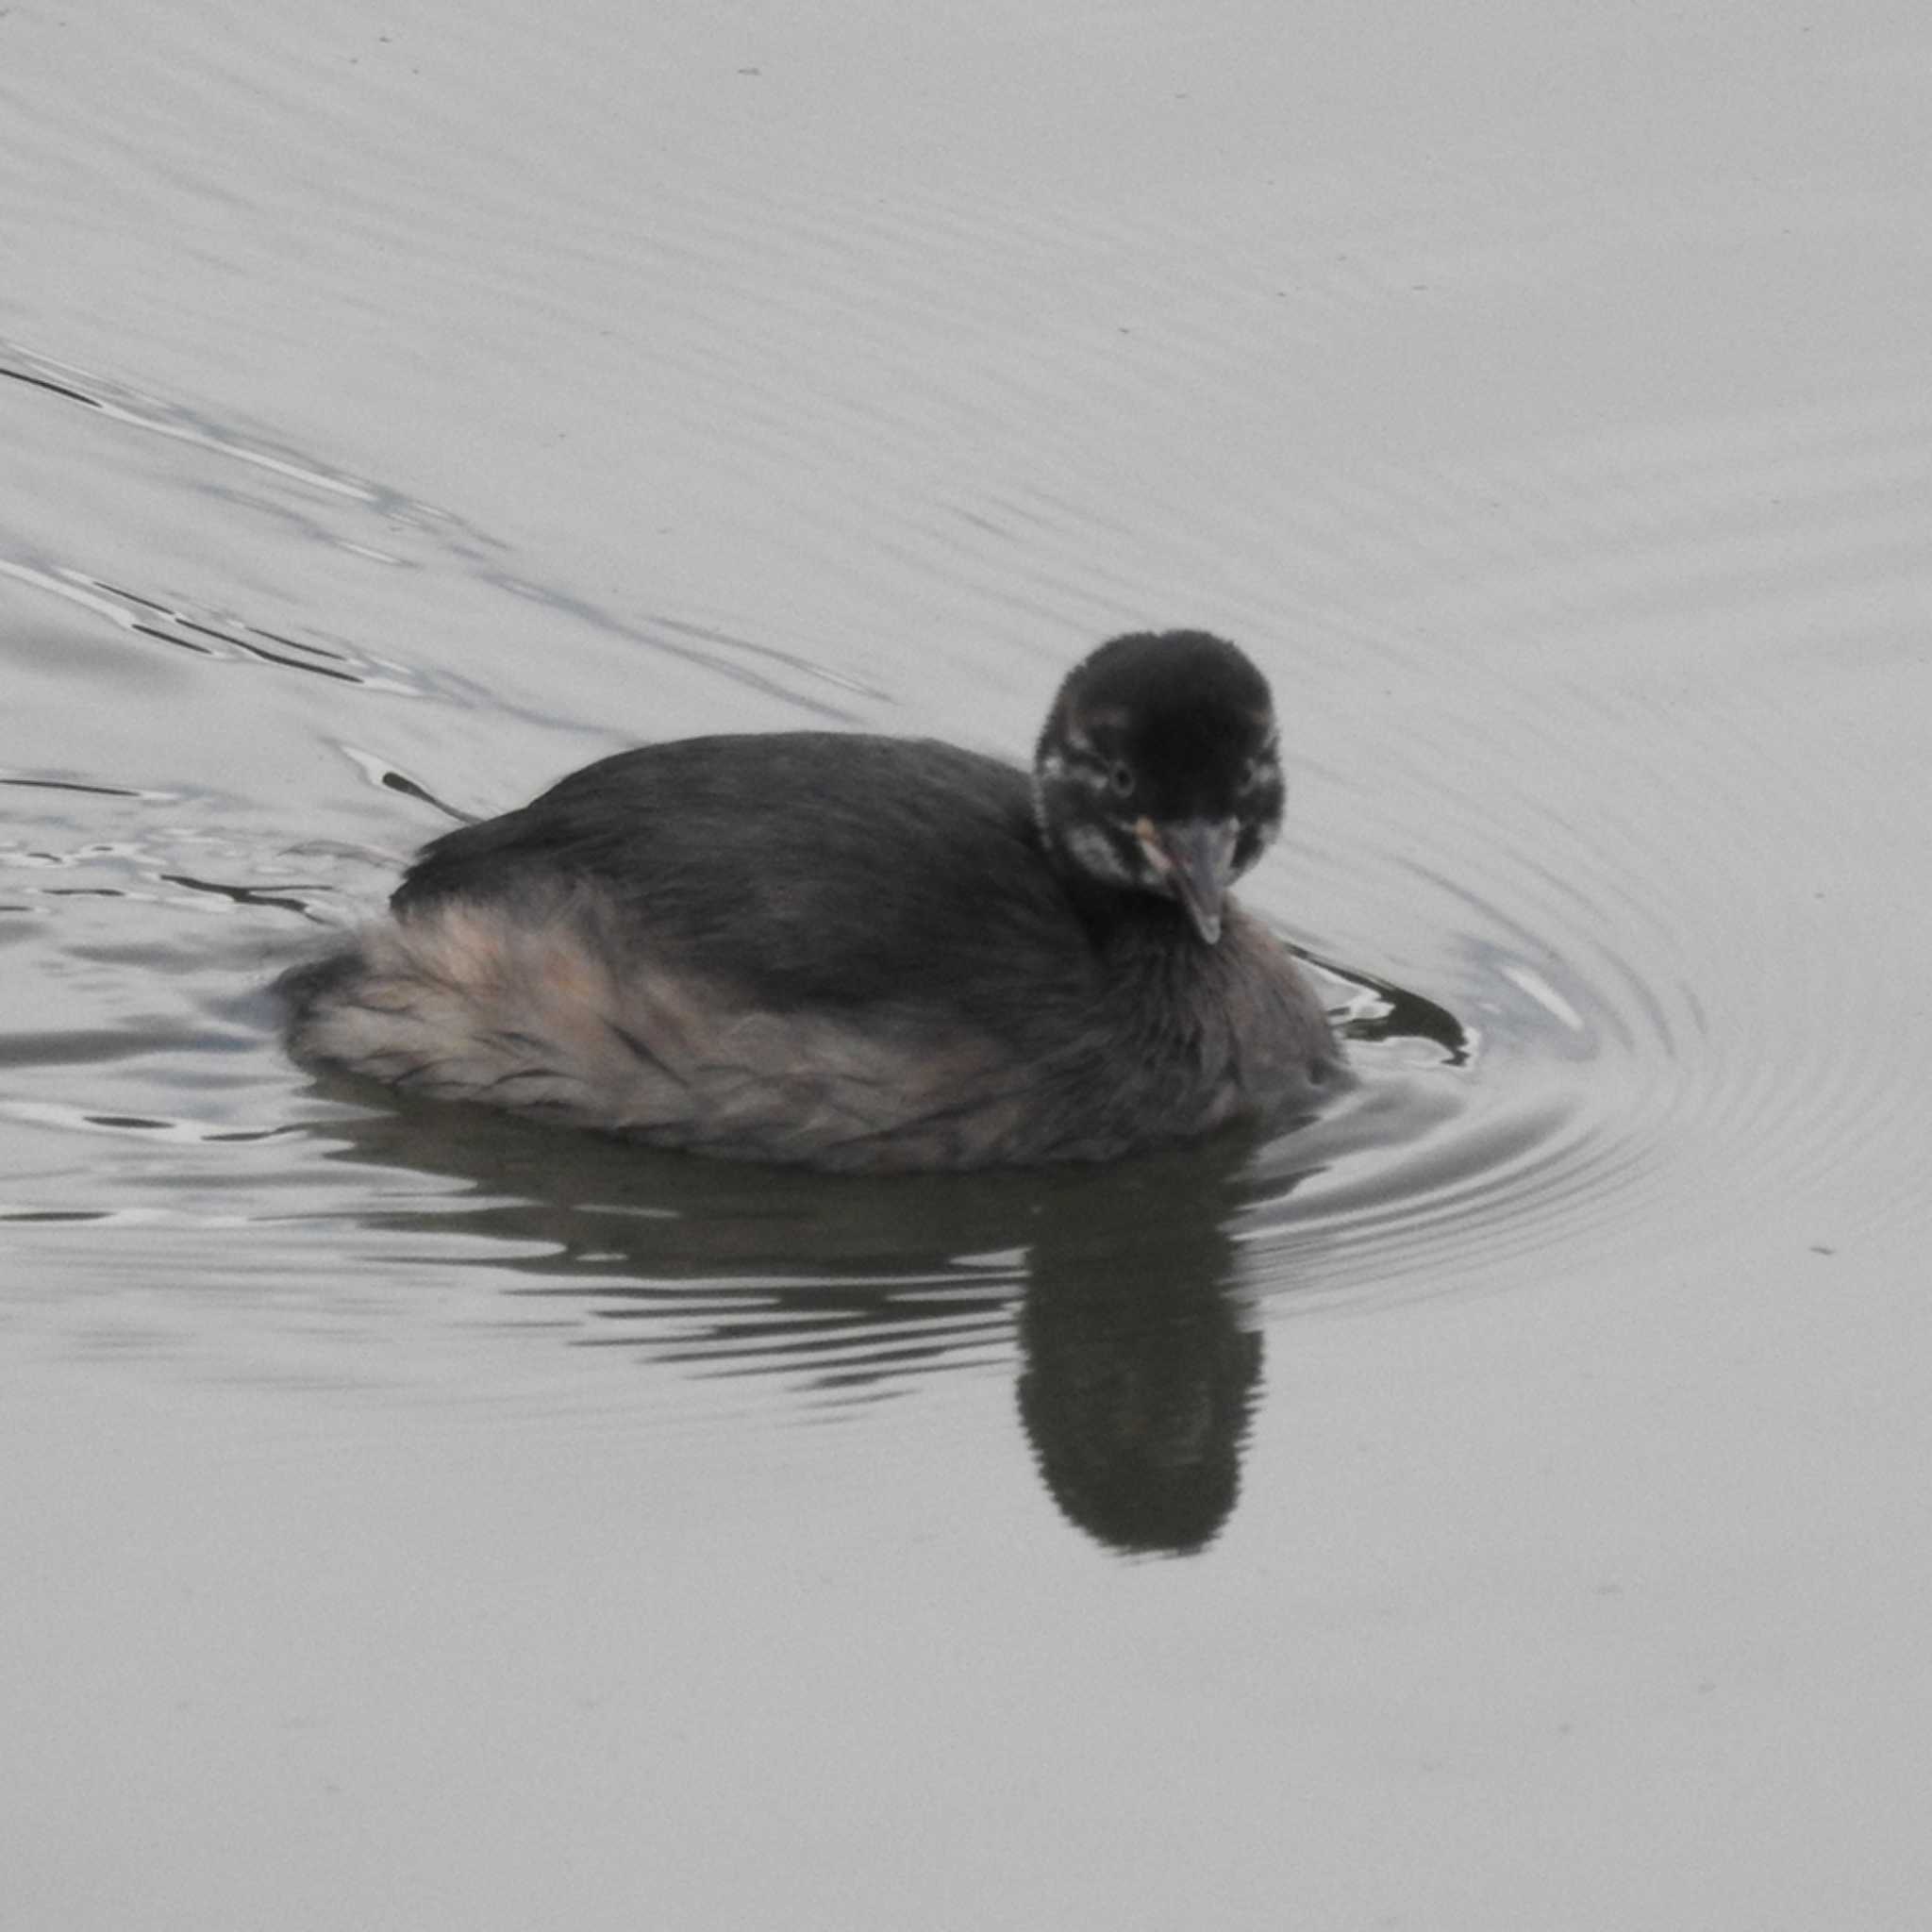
xmin=282 ymin=630 xmax=1346 ymax=1170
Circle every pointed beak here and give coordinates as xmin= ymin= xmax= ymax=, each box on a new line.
xmin=1137 ymin=817 xmax=1240 ymax=945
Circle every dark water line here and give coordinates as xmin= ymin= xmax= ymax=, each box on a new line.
xmin=158 ymin=874 xmax=325 ymax=917
xmin=128 ymin=622 xmax=217 ymax=658
xmin=1 ymin=775 xmax=146 ymax=799
xmin=0 ymin=365 xmax=103 ymax=409
xmin=170 ymin=616 xmax=368 ymax=683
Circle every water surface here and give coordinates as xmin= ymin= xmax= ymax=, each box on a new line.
xmin=4 ymin=3 xmax=1931 ymax=1925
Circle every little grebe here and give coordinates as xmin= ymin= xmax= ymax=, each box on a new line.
xmin=282 ymin=629 xmax=1345 ymax=1170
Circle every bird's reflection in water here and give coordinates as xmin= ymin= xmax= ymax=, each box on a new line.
xmin=1019 ymin=1158 xmax=1259 ymax=1556
xmin=306 ymin=1080 xmax=1324 ymax=1557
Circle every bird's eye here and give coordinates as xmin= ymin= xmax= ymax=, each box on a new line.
xmin=1108 ymin=760 xmax=1136 ymax=797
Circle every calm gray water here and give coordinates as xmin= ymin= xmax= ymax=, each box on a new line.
xmin=5 ymin=4 xmax=1931 ymax=1926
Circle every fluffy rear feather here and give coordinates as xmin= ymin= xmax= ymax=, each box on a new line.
xmin=282 ymin=895 xmax=1034 ymax=1169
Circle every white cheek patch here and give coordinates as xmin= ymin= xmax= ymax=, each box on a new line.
xmin=1133 ymin=822 xmax=1174 ymax=882
xmin=1064 ymin=822 xmax=1135 ymax=884
xmin=1242 ymin=754 xmax=1281 ymax=798
xmin=1135 ymin=848 xmax=1171 ymax=890
xmin=1041 ymin=748 xmax=1112 ymax=794
xmin=1235 ymin=800 xmax=1284 ymax=877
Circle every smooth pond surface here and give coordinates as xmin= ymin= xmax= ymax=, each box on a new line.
xmin=4 ymin=2 xmax=1931 ymax=1925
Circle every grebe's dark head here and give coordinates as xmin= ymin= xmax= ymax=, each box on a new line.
xmin=1032 ymin=630 xmax=1285 ymax=944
